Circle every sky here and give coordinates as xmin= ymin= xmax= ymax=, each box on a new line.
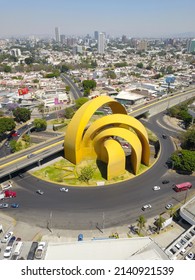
xmin=0 ymin=0 xmax=195 ymax=38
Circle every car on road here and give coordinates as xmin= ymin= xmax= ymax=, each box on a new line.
xmin=162 ymin=180 xmax=169 ymax=184
xmin=18 ymin=173 xmax=24 ymax=178
xmin=0 ymin=203 xmax=9 ymax=209
xmin=36 ymin=190 xmax=44 ymax=195
xmin=142 ymin=204 xmax=152 ymax=211
xmin=162 ymin=134 xmax=167 ymax=139
xmin=11 ymin=203 xmax=19 ymax=208
xmin=165 ymin=203 xmax=173 ymax=210
xmin=185 ymin=252 xmax=194 ymax=260
xmin=3 ymin=246 xmax=12 ymax=258
xmin=1 ymin=231 xmax=13 ymax=243
xmin=153 ymin=186 xmax=160 ymax=191
xmin=60 ymin=188 xmax=69 ymax=192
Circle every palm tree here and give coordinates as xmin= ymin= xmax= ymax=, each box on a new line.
xmin=155 ymin=215 xmax=165 ymax=233
xmin=137 ymin=215 xmax=146 ymax=234
xmin=37 ymin=103 xmax=45 ymax=118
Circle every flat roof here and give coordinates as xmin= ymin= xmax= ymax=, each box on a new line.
xmin=45 ymin=237 xmax=169 ymax=260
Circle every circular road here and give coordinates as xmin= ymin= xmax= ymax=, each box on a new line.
xmin=4 ymin=113 xmax=195 ymax=230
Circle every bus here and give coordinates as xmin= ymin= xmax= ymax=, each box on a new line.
xmin=173 ymin=182 xmax=192 ymax=192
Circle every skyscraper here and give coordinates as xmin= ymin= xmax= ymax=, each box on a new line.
xmin=98 ymin=32 xmax=106 ymax=54
xmin=187 ymin=39 xmax=195 ymax=53
xmin=55 ymin=27 xmax=60 ymax=43
xmin=94 ymin=31 xmax=99 ymax=40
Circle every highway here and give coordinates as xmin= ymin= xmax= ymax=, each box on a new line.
xmin=2 ymin=112 xmax=195 ymax=230
xmin=61 ymin=73 xmax=82 ymax=100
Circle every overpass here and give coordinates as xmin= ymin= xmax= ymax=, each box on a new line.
xmin=0 ymin=89 xmax=194 ymax=180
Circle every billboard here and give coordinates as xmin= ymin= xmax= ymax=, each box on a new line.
xmin=18 ymin=87 xmax=29 ymax=95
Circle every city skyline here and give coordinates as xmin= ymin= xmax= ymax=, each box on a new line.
xmin=0 ymin=0 xmax=195 ymax=38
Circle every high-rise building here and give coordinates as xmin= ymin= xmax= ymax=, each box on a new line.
xmin=94 ymin=31 xmax=99 ymax=40
xmin=55 ymin=27 xmax=60 ymax=43
xmin=137 ymin=40 xmax=148 ymax=51
xmin=60 ymin=34 xmax=66 ymax=44
xmin=187 ymin=39 xmax=195 ymax=53
xmin=98 ymin=32 xmax=106 ymax=54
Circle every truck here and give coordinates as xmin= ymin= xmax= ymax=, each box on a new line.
xmin=4 ymin=190 xmax=16 ymax=198
xmin=0 ymin=190 xmax=16 ymax=200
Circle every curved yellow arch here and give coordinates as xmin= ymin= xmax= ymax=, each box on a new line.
xmin=82 ymin=114 xmax=150 ymax=165
xmin=103 ymin=139 xmax=126 ymax=180
xmin=93 ymin=127 xmax=142 ymax=175
xmin=64 ymin=96 xmax=127 ymax=164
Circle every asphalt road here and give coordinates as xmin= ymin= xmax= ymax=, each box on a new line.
xmin=2 ymin=112 xmax=195 ymax=230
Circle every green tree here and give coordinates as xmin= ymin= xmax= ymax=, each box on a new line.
xmin=37 ymin=103 xmax=45 ymax=117
xmin=107 ymin=71 xmax=117 ymax=79
xmin=171 ymin=150 xmax=195 ymax=173
xmin=78 ymin=166 xmax=94 ymax=183
xmin=9 ymin=139 xmax=17 ymax=153
xmin=75 ymin=97 xmax=89 ymax=109
xmin=64 ymin=107 xmax=75 ymax=119
xmin=180 ymin=128 xmax=195 ymax=150
xmin=0 ymin=117 xmax=16 ymax=135
xmin=24 ymin=57 xmax=34 ymax=65
xmin=3 ymin=65 xmax=12 ymax=73
xmin=137 ymin=215 xmax=146 ymax=234
xmin=13 ymin=107 xmax=31 ymax=122
xmin=136 ymin=62 xmax=143 ymax=68
xmin=82 ymin=80 xmax=97 ymax=91
xmin=155 ymin=215 xmax=165 ymax=233
xmin=65 ymin=85 xmax=71 ymax=93
xmin=33 ymin=118 xmax=47 ymax=131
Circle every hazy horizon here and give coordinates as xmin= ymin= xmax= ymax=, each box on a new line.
xmin=0 ymin=0 xmax=195 ymax=38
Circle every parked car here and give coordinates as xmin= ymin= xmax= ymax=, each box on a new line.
xmin=175 ymin=243 xmax=181 ymax=249
xmin=11 ymin=203 xmax=19 ymax=208
xmin=0 ymin=203 xmax=9 ymax=209
xmin=142 ymin=204 xmax=152 ymax=211
xmin=35 ymin=241 xmax=46 ymax=259
xmin=153 ymin=186 xmax=160 ymax=191
xmin=3 ymin=246 xmax=12 ymax=258
xmin=165 ymin=203 xmax=173 ymax=210
xmin=1 ymin=231 xmax=13 ymax=243
xmin=180 ymin=248 xmax=186 ymax=255
xmin=27 ymin=242 xmax=38 ymax=260
xmin=8 ymin=236 xmax=16 ymax=247
xmin=36 ymin=190 xmax=44 ymax=195
xmin=185 ymin=252 xmax=194 ymax=260
xmin=60 ymin=188 xmax=69 ymax=192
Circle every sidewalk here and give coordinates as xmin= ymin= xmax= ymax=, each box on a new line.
xmin=0 ymin=212 xmax=186 ymax=251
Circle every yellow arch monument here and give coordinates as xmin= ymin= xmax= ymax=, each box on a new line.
xmin=64 ymin=96 xmax=150 ymax=179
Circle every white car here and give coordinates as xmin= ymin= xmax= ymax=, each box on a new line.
xmin=142 ymin=204 xmax=152 ymax=211
xmin=165 ymin=203 xmax=173 ymax=210
xmin=153 ymin=186 xmax=161 ymax=191
xmin=60 ymin=188 xmax=68 ymax=192
xmin=3 ymin=246 xmax=12 ymax=258
xmin=1 ymin=231 xmax=13 ymax=243
xmin=35 ymin=242 xmax=46 ymax=259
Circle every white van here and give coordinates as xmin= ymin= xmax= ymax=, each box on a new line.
xmin=13 ymin=241 xmax=23 ymax=256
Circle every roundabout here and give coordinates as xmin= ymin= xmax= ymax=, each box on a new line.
xmin=3 ymin=111 xmax=195 ymax=231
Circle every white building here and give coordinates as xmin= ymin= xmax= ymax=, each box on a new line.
xmin=98 ymin=32 xmax=106 ymax=54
